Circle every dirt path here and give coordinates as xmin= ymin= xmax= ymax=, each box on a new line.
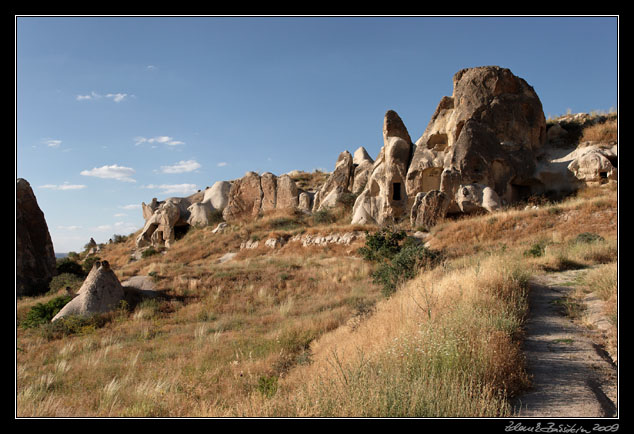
xmin=513 ymin=268 xmax=618 ymax=417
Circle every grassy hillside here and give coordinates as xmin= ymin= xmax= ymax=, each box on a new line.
xmin=16 ymin=182 xmax=616 ymax=417
xmin=16 ymin=115 xmax=617 ymax=417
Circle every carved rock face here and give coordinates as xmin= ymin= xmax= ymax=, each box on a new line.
xmin=406 ymin=66 xmax=547 ymax=204
xmin=351 ymin=110 xmax=413 ymax=225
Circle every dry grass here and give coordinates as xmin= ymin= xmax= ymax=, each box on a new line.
xmin=580 ymin=116 xmax=618 ymax=144
xmin=16 ymin=182 xmax=617 ymax=417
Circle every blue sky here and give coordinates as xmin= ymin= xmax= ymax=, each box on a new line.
xmin=16 ymin=16 xmax=618 ymax=253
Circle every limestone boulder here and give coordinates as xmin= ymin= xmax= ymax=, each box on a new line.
xmin=410 ymin=190 xmax=451 ymax=229
xmin=187 ymin=201 xmax=214 ymax=228
xmin=223 ymin=172 xmax=264 ymax=221
xmin=454 ymin=184 xmax=502 ymax=214
xmin=277 ymin=174 xmax=300 ymax=210
xmin=202 ymin=181 xmax=231 ymax=211
xmin=567 ymin=147 xmax=617 ymax=185
xmin=313 ymin=151 xmax=355 ymax=212
xmin=223 ymin=171 xmax=302 ymax=222
xmin=52 ymin=261 xmax=125 ymax=321
xmin=16 ymin=178 xmax=57 ymax=296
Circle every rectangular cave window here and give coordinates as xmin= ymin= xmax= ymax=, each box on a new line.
xmin=599 ymin=171 xmax=608 ymax=179
xmin=392 ymin=182 xmax=402 ymax=201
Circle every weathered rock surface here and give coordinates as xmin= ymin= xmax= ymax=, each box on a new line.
xmin=223 ymin=172 xmax=302 ymax=222
xmin=137 ymin=197 xmax=191 ymax=248
xmin=16 ymin=178 xmax=57 ymax=296
xmin=351 ymin=110 xmax=413 ymax=225
xmin=187 ymin=201 xmax=214 ymax=228
xmin=410 ymin=190 xmax=451 ymax=229
xmin=313 ymin=151 xmax=355 ymax=212
xmin=52 ymin=261 xmax=125 ymax=321
xmin=407 ymin=65 xmax=547 ymax=207
xmin=202 ymin=181 xmax=232 ymax=211
xmin=454 ymin=183 xmax=502 ymax=214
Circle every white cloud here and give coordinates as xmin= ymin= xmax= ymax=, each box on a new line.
xmin=39 ymin=183 xmax=86 ymax=190
xmin=135 ymin=136 xmax=185 ymax=147
xmin=76 ymin=91 xmax=128 ymax=103
xmin=43 ymin=139 xmax=62 ymax=148
xmin=160 ymin=160 xmax=201 ymax=174
xmin=105 ymin=93 xmax=128 ymax=103
xmin=217 ymin=162 xmax=228 ymax=167
xmin=143 ymin=183 xmax=198 ymax=196
xmin=146 ymin=65 xmax=157 ymax=71
xmin=119 ymin=204 xmax=141 ymax=210
xmin=80 ymin=164 xmax=136 ymax=183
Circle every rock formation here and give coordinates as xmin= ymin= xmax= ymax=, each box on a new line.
xmin=16 ymin=178 xmax=57 ymax=296
xmin=352 ymin=66 xmax=554 ymax=225
xmin=137 ymin=197 xmax=192 ymax=248
xmin=407 ymin=65 xmax=547 ymax=207
xmin=351 ymin=110 xmax=414 ymax=225
xmin=52 ymin=260 xmax=125 ymax=321
xmin=222 ymin=172 xmax=302 ymax=221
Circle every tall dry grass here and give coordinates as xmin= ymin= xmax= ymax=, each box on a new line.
xmin=219 ymin=250 xmax=533 ymax=417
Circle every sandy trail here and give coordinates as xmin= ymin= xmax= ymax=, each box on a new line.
xmin=513 ymin=268 xmax=617 ymax=417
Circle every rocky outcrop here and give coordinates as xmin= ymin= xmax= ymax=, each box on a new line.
xmin=16 ymin=178 xmax=57 ymax=296
xmin=222 ymin=172 xmax=303 ymax=222
xmin=410 ymin=190 xmax=451 ymax=229
xmin=202 ymin=181 xmax=232 ymax=211
xmin=407 ymin=66 xmax=547 ymax=208
xmin=351 ymin=110 xmax=414 ymax=225
xmin=52 ymin=260 xmax=125 ymax=321
xmin=137 ymin=197 xmax=191 ymax=248
xmin=312 ymin=151 xmax=355 ymax=212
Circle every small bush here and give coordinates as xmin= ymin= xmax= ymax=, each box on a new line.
xmin=357 ymin=229 xmax=406 ymax=262
xmin=372 ymin=244 xmax=441 ymax=297
xmin=257 ymin=375 xmax=278 ymax=398
xmin=312 ymin=209 xmax=336 ymax=225
xmin=21 ymin=295 xmax=73 ymax=329
xmin=359 ymin=229 xmax=442 ymax=297
xmin=523 ymin=242 xmax=546 ymax=258
xmin=82 ymin=256 xmax=101 ymax=274
xmin=574 ymin=232 xmax=605 ymax=244
xmin=56 ymin=257 xmax=85 ymax=277
xmin=48 ymin=273 xmax=84 ymax=294
xmin=141 ymin=247 xmax=160 ymax=258
xmin=39 ymin=313 xmax=113 ymax=340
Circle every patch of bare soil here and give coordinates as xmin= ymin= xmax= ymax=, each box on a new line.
xmin=513 ymin=268 xmax=617 ymax=417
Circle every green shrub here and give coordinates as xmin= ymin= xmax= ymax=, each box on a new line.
xmin=312 ymin=209 xmax=336 ymax=225
xmin=372 ymin=244 xmax=441 ymax=297
xmin=524 ymin=242 xmax=546 ymax=258
xmin=39 ymin=313 xmax=113 ymax=340
xmin=257 ymin=375 xmax=278 ymax=398
xmin=21 ymin=295 xmax=73 ymax=329
xmin=56 ymin=257 xmax=85 ymax=277
xmin=82 ymin=256 xmax=101 ymax=274
xmin=574 ymin=232 xmax=605 ymax=244
xmin=141 ymin=247 xmax=160 ymax=258
xmin=359 ymin=229 xmax=442 ymax=297
xmin=48 ymin=273 xmax=84 ymax=294
xmin=357 ymin=229 xmax=406 ymax=262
